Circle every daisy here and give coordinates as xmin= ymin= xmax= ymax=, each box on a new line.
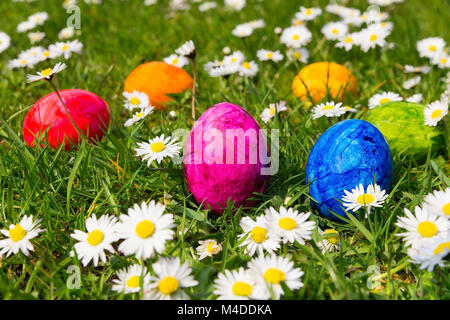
xmin=143 ymin=257 xmax=198 ymax=300
xmin=175 ymin=40 xmax=196 ymax=59
xmin=207 ymin=64 xmax=238 ymax=77
xmin=312 ymin=101 xmax=346 ymax=119
xmin=163 ymin=54 xmax=189 ymax=68
xmin=58 ymin=27 xmax=75 ymax=40
xmin=28 ymin=31 xmax=45 ymax=44
xmin=19 ymin=46 xmax=45 ymax=63
xmin=199 ymin=2 xmax=217 ymax=12
xmin=368 ymin=91 xmax=402 ymax=109
xmin=116 ymin=201 xmax=175 ymax=260
xmin=248 ymin=255 xmax=304 ymax=300
xmin=423 ymin=100 xmax=448 ymax=126
xmin=49 ymin=40 xmax=83 ymax=59
xmin=8 ymin=58 xmax=35 ymax=69
xmin=213 ymin=267 xmax=269 ymax=300
xmin=0 ymin=215 xmax=45 ymax=257
xmin=232 ymin=23 xmax=253 ymax=38
xmin=70 ymin=215 xmax=119 ymax=267
xmin=123 ymin=90 xmax=150 ymax=111
xmin=264 ymin=207 xmax=316 ymax=244
xmin=395 ymin=205 xmax=449 ymax=249
xmin=402 ymin=76 xmax=421 ymax=90
xmin=317 ymin=228 xmax=341 ymax=253
xmin=406 ymin=93 xmax=423 ymax=103
xmin=296 ymin=7 xmax=322 ymax=21
xmin=431 ymin=52 xmax=450 ymax=69
xmin=17 ymin=20 xmax=36 ymax=33
xmin=27 ymin=62 xmax=67 ymax=82
xmin=256 ymin=49 xmax=284 ymax=62
xmin=335 ymin=33 xmax=358 ymax=51
xmin=238 ymin=61 xmax=259 ymax=77
xmin=124 ymin=107 xmax=154 ymax=127
xmin=280 ymin=26 xmax=312 ymax=48
xmin=260 ymin=101 xmax=288 ymax=123
xmin=287 ymin=48 xmax=309 ymax=63
xmin=0 ymin=32 xmax=11 ymax=53
xmin=407 ymin=235 xmax=450 ymax=271
xmin=238 ymin=216 xmax=280 ymax=257
xmin=223 ymin=50 xmax=245 ymax=65
xmin=112 ymin=264 xmax=151 ymax=294
xmin=321 ymin=22 xmax=348 ymax=41
xmin=29 ymin=12 xmax=49 ymax=26
xmin=196 ymin=239 xmax=222 ymax=260
xmin=342 ymin=183 xmax=388 ymax=215
xmin=135 ymin=134 xmax=182 ymax=165
xmin=63 ymin=0 xmax=78 ymax=8
xmin=416 ymin=37 xmax=446 ymax=60
xmin=224 ymin=0 xmax=246 ymax=11
xmin=404 ymin=65 xmax=431 ymax=74
xmin=358 ymin=25 xmax=389 ymax=52
xmin=423 ymin=188 xmax=450 ymax=218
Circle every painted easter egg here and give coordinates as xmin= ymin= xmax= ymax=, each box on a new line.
xmin=23 ymin=89 xmax=110 ymax=150
xmin=292 ymin=62 xmax=357 ymax=104
xmin=124 ymin=61 xmax=193 ymax=109
xmin=184 ymin=102 xmax=270 ymax=214
xmin=365 ymin=101 xmax=445 ymax=159
xmin=305 ymin=119 xmax=394 ymax=221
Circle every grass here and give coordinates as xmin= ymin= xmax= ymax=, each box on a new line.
xmin=0 ymin=0 xmax=449 ymax=300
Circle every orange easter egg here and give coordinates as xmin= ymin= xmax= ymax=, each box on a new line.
xmin=292 ymin=62 xmax=357 ymax=104
xmin=124 ymin=61 xmax=193 ymax=109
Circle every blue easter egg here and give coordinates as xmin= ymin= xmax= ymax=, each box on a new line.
xmin=305 ymin=119 xmax=394 ymax=221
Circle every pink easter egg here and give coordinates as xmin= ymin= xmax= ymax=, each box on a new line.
xmin=184 ymin=102 xmax=270 ymax=214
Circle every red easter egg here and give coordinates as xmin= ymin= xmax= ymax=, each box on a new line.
xmin=23 ymin=89 xmax=110 ymax=150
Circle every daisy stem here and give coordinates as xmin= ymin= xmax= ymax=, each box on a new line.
xmin=371 ymin=260 xmax=410 ymax=281
xmin=191 ymin=58 xmax=197 ymax=120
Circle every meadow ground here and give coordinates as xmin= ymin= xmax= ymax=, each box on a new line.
xmin=0 ymin=0 xmax=449 ymax=300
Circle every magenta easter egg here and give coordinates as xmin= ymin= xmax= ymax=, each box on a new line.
xmin=184 ymin=102 xmax=270 ymax=214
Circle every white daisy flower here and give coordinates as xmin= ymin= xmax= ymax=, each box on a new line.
xmin=123 ymin=90 xmax=150 ymax=111
xmin=58 ymin=26 xmax=75 ymax=40
xmin=223 ymin=50 xmax=245 ymax=65
xmin=280 ymin=26 xmax=312 ymax=48
xmin=143 ymin=257 xmax=198 ymax=300
xmin=63 ymin=0 xmax=78 ymax=9
xmin=296 ymin=7 xmax=322 ymax=21
xmin=248 ymin=255 xmax=304 ymax=300
xmin=321 ymin=22 xmax=348 ymax=41
xmin=0 ymin=32 xmax=11 ymax=53
xmin=49 ymin=40 xmax=83 ymax=59
xmin=358 ymin=25 xmax=389 ymax=52
xmin=222 ymin=46 xmax=231 ymax=54
xmin=213 ymin=267 xmax=269 ymax=300
xmin=232 ymin=23 xmax=253 ymax=38
xmin=342 ymin=183 xmax=388 ymax=215
xmin=0 ymin=215 xmax=45 ymax=257
xmin=265 ymin=207 xmax=316 ymax=244
xmin=224 ymin=0 xmax=246 ymax=11
xmin=256 ymin=49 xmax=284 ymax=62
xmin=248 ymin=19 xmax=265 ymax=29
xmin=335 ymin=33 xmax=358 ymax=51
xmin=26 ymin=62 xmax=67 ymax=83
xmin=402 ymin=76 xmax=421 ymax=90
xmin=207 ymin=63 xmax=239 ymax=77
xmin=124 ymin=107 xmax=154 ymax=127
xmin=404 ymin=65 xmax=431 ymax=74
xmin=29 ymin=12 xmax=49 ymax=26
xmin=196 ymin=239 xmax=222 ymax=260
xmin=163 ymin=54 xmax=189 ymax=68
xmin=238 ymin=61 xmax=259 ymax=77
xmin=260 ymin=101 xmax=288 ymax=123
xmin=368 ymin=91 xmax=402 ymax=109
xmin=312 ymin=101 xmax=346 ymax=119
xmin=395 ymin=205 xmax=449 ymax=249
xmin=406 ymin=93 xmax=423 ymax=103
xmin=116 ymin=201 xmax=175 ymax=260
xmin=238 ymin=216 xmax=280 ymax=257
xmin=27 ymin=31 xmax=45 ymax=44
xmin=317 ymin=228 xmax=341 ymax=253
xmin=431 ymin=52 xmax=450 ymax=69
xmin=17 ymin=20 xmax=36 ymax=33
xmin=135 ymin=134 xmax=182 ymax=165
xmin=8 ymin=58 xmax=35 ymax=69
xmin=423 ymin=187 xmax=450 ymax=218
xmin=175 ymin=40 xmax=196 ymax=59
xmin=199 ymin=2 xmax=217 ymax=12
xmin=18 ymin=46 xmax=45 ymax=63
xmin=424 ymin=100 xmax=448 ymax=126
xmin=112 ymin=264 xmax=151 ymax=294
xmin=416 ymin=37 xmax=446 ymax=60
xmin=287 ymin=48 xmax=309 ymax=63
xmin=407 ymin=235 xmax=450 ymax=271
xmin=70 ymin=215 xmax=119 ymax=267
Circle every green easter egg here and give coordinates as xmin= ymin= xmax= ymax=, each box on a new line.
xmin=365 ymin=101 xmax=445 ymax=158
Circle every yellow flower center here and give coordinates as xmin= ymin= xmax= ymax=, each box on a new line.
xmin=9 ymin=224 xmax=27 ymax=242
xmin=442 ymin=203 xmax=450 ymax=216
xmin=433 ymin=242 xmax=450 ymax=255
xmin=41 ymin=68 xmax=53 ymax=77
xmin=322 ymin=105 xmax=334 ymax=110
xmin=356 ymin=193 xmax=375 ymax=205
xmin=278 ymin=217 xmax=297 ymax=230
xmin=269 ymin=107 xmax=275 ymax=116
xmin=267 ymin=52 xmax=273 ymax=59
xmin=369 ymin=34 xmax=378 ymax=42
xmin=295 ymin=20 xmax=302 ymax=25
xmin=324 ymin=229 xmax=339 ymax=244
xmin=292 ymin=34 xmax=300 ymax=40
xmin=345 ymin=37 xmax=353 ymax=43
xmin=43 ymin=51 xmax=50 ymax=57
xmin=379 ymin=98 xmax=391 ymax=104
xmin=243 ymin=62 xmax=251 ymax=69
xmin=440 ymin=58 xmax=447 ymax=64
xmin=306 ymin=8 xmax=312 ymax=15
xmin=135 ymin=112 xmax=146 ymax=118
xmin=250 ymin=226 xmax=268 ymax=243
xmin=158 ymin=276 xmax=179 ymax=295
xmin=171 ymin=58 xmax=178 ymax=65
xmin=264 ymin=268 xmax=286 ymax=284
xmin=431 ymin=109 xmax=442 ymax=119
xmin=150 ymin=142 xmax=165 ymax=153
xmin=417 ymin=221 xmax=438 ymax=238
xmin=130 ymin=97 xmax=141 ymax=105
xmin=126 ymin=275 xmax=140 ymax=288
xmin=231 ymin=58 xmax=237 ymax=62
xmin=135 ymin=220 xmax=155 ymax=238
xmin=61 ymin=44 xmax=69 ymax=51
xmin=294 ymin=52 xmax=301 ymax=59
xmin=20 ymin=60 xmax=28 ymax=65
xmin=331 ymin=28 xmax=339 ymax=35
xmin=207 ymin=242 xmax=219 ymax=254
xmin=232 ymin=282 xmax=253 ymax=296
xmin=429 ymin=45 xmax=436 ymax=52
xmin=87 ymin=229 xmax=104 ymax=246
